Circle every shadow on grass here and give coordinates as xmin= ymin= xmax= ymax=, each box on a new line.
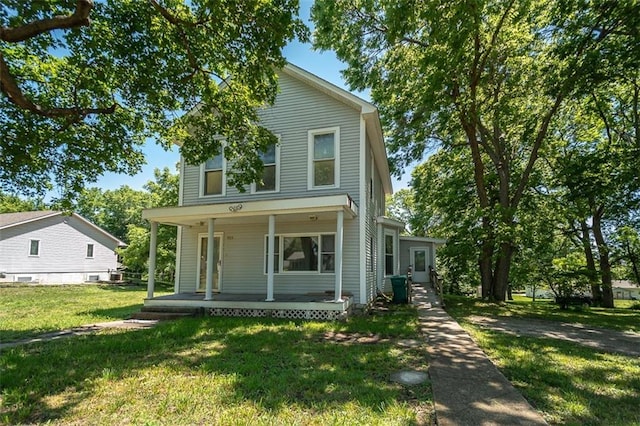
xmin=0 ymin=305 xmax=431 ymax=424
xmin=469 ymin=328 xmax=640 ymax=425
xmin=444 ymin=295 xmax=640 ymax=333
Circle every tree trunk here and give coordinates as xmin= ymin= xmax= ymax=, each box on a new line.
xmin=592 ymin=208 xmax=614 ymax=308
xmin=491 ymin=241 xmax=514 ymax=302
xmin=580 ymin=220 xmax=602 ymax=305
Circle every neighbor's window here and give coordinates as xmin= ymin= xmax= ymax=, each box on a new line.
xmin=385 ymin=234 xmax=394 ymax=275
xmin=203 ymin=153 xmax=224 ymax=196
xmin=86 ymin=244 xmax=94 ymax=258
xmin=254 ymin=144 xmax=279 ymax=192
xmin=309 ymin=127 xmax=339 ymax=188
xmin=29 ymin=239 xmax=40 ymax=256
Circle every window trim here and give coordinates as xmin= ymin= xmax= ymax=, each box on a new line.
xmin=384 ymin=230 xmax=396 ymax=277
xmin=263 ymin=232 xmax=336 ymax=275
xmin=86 ymin=243 xmax=94 ymax=259
xmin=307 ymin=127 xmax=340 ymax=190
xmin=199 ymin=151 xmax=227 ymax=198
xmin=251 ymin=138 xmax=281 ymax=194
xmin=28 ymin=239 xmax=40 ymax=257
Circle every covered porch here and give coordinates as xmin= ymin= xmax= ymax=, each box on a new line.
xmin=142 ymin=194 xmax=359 ymax=319
xmin=144 ymin=291 xmax=353 ymax=320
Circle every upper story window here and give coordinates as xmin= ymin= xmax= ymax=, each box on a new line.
xmin=201 ymin=153 xmax=225 ymax=197
xmin=29 ymin=239 xmax=40 ymax=256
xmin=252 ymin=143 xmax=280 ymax=193
xmin=86 ymin=244 xmax=94 ymax=258
xmin=308 ymin=127 xmax=340 ymax=189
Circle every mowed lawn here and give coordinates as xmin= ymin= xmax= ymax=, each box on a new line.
xmin=0 ymin=285 xmax=433 ymax=425
xmin=0 ymin=284 xmax=171 ymax=342
xmin=445 ymin=295 xmax=640 ymax=425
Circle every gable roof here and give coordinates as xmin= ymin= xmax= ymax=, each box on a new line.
xmin=0 ymin=211 xmax=126 ymax=246
xmin=282 ymin=63 xmax=393 ymax=195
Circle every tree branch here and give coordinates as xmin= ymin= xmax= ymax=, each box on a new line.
xmin=0 ymin=52 xmax=116 ymax=119
xmin=0 ymin=0 xmax=93 ymax=42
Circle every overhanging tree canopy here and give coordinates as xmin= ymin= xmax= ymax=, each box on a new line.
xmin=313 ymin=0 xmax=640 ymax=301
xmin=1 ymin=0 xmax=306 ymax=203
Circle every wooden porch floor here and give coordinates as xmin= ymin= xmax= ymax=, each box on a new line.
xmin=148 ymin=292 xmax=347 ymax=303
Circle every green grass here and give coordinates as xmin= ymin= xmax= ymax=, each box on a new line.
xmin=445 ymin=294 xmax=640 ymax=425
xmin=0 ymin=307 xmax=433 ymax=425
xmin=0 ymin=284 xmax=172 ymax=342
xmin=444 ymin=294 xmax=640 ymax=333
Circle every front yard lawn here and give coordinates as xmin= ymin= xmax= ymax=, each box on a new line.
xmin=0 ymin=284 xmax=171 ymax=342
xmin=0 ymin=286 xmax=433 ymax=425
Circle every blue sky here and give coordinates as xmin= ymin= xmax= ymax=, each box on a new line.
xmin=95 ymin=1 xmax=413 ymax=193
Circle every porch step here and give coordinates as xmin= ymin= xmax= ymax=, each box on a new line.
xmin=129 ymin=306 xmax=205 ymax=321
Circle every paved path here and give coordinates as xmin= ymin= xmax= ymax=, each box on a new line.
xmin=467 ymin=315 xmax=640 ymax=357
xmin=413 ymin=283 xmax=548 ymax=425
xmin=0 ymin=320 xmax=158 ymax=350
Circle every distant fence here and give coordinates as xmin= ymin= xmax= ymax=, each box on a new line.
xmin=121 ymin=271 xmax=174 ymax=286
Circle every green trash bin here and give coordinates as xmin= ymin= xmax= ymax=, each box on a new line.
xmin=390 ymin=275 xmax=408 ymax=303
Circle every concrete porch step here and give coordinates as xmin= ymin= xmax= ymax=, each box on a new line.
xmin=129 ymin=306 xmax=205 ymax=320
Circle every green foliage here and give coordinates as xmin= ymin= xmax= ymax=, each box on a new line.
xmin=1 ymin=1 xmax=307 ymax=203
xmin=0 ymin=191 xmax=44 ymax=213
xmin=312 ymin=0 xmax=640 ymax=302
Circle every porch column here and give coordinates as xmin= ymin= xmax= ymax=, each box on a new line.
xmin=266 ymin=214 xmax=275 ymax=301
xmin=334 ymin=210 xmax=344 ymax=302
xmin=147 ymin=221 xmax=158 ymax=299
xmin=205 ymin=218 xmax=215 ymax=301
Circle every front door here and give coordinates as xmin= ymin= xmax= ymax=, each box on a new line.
xmin=197 ymin=234 xmax=223 ymax=292
xmin=410 ymin=247 xmax=429 ymax=283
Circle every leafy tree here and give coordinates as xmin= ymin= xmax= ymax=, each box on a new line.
xmin=313 ymin=0 xmax=640 ymax=301
xmin=1 ymin=0 xmax=307 ymax=204
xmin=385 ymin=189 xmax=415 ymax=234
xmin=0 ymin=191 xmax=43 ymax=213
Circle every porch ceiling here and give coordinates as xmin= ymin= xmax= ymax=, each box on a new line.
xmin=142 ymin=194 xmax=358 ymax=227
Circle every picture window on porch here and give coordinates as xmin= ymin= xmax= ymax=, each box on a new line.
xmin=308 ymin=127 xmax=340 ymax=189
xmin=202 ymin=153 xmax=225 ymax=196
xmin=252 ymin=143 xmax=279 ymax=193
xmin=385 ymin=234 xmax=394 ymax=276
xmin=264 ymin=233 xmax=335 ymax=274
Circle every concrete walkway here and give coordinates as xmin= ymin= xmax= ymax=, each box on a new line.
xmin=412 ymin=283 xmax=547 ymax=425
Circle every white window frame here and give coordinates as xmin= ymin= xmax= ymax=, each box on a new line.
xmin=28 ymin=239 xmax=40 ymax=257
xmin=251 ymin=138 xmax=281 ymax=194
xmin=384 ymin=230 xmax=397 ymax=277
xmin=263 ymin=232 xmax=336 ymax=275
xmin=86 ymin=243 xmax=94 ymax=259
xmin=199 ymin=151 xmax=227 ymax=198
xmin=308 ymin=127 xmax=340 ymax=190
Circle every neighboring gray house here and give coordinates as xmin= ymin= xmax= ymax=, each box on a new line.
xmin=142 ymin=64 xmax=442 ymax=319
xmin=0 ymin=211 xmax=125 ymax=284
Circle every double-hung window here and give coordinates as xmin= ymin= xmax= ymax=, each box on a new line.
xmin=308 ymin=127 xmax=340 ymax=189
xmin=264 ymin=234 xmax=335 ymax=274
xmin=202 ymin=153 xmax=225 ymax=196
xmin=252 ymin=143 xmax=279 ymax=193
xmin=29 ymin=239 xmax=40 ymax=256
xmin=86 ymin=244 xmax=94 ymax=258
xmin=385 ymin=234 xmax=395 ymax=276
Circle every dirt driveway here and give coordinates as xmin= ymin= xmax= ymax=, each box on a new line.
xmin=467 ymin=315 xmax=640 ymax=357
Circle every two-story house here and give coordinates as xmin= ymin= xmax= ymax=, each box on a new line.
xmin=142 ymin=64 xmax=443 ymax=319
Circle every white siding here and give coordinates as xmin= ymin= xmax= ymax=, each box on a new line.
xmin=0 ymin=215 xmax=120 ymax=284
xmin=181 ymin=72 xmax=362 ymax=207
xmin=177 ymin=217 xmax=360 ymax=297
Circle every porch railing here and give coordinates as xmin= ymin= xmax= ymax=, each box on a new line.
xmin=429 ymin=266 xmax=445 ymax=307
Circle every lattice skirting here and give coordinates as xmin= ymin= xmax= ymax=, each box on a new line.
xmin=209 ymin=307 xmax=345 ymax=321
